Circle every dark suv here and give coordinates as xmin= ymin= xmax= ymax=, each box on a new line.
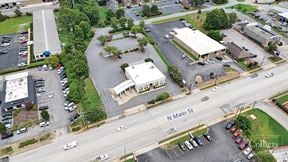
xmin=1 ymin=132 xmax=14 ymax=140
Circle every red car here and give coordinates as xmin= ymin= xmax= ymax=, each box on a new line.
xmin=239 ymin=140 xmax=248 ymax=150
xmin=232 ymin=130 xmax=241 ymax=139
xmin=230 ymin=125 xmax=237 ymax=133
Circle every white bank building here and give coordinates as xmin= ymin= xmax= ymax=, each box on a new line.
xmin=113 ymin=61 xmax=166 ymax=96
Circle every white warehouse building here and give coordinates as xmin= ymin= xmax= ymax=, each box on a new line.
xmin=113 ymin=61 xmax=166 ymax=96
xmin=172 ymin=28 xmax=226 ymax=60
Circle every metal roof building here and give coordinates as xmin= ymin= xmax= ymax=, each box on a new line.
xmin=33 ymin=9 xmax=61 ymax=60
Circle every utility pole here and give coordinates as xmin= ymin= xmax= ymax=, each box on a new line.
xmin=260 ymin=56 xmax=266 ymax=67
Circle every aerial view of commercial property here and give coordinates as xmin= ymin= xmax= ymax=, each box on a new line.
xmin=0 ymin=0 xmax=288 ymax=161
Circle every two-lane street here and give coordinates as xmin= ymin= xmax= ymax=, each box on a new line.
xmin=10 ymin=62 xmax=288 ymax=162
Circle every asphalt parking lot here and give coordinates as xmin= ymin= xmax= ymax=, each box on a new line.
xmin=87 ymin=31 xmax=181 ymax=117
xmin=137 ymin=121 xmax=251 ymax=162
xmin=0 ymin=67 xmax=69 ymax=145
xmin=0 ymin=33 xmax=28 ymax=70
xmin=148 ymin=21 xmax=230 ymax=88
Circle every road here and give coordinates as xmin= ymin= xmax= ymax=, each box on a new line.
xmin=10 ymin=62 xmax=288 ymax=162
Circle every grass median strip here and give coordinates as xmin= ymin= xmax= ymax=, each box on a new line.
xmin=18 ymin=138 xmax=38 ymax=148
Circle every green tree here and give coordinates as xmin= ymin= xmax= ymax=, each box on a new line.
xmin=115 ymin=8 xmax=125 ymax=19
xmin=193 ymin=0 xmax=205 ymax=5
xmin=68 ymin=80 xmax=84 ymax=103
xmin=105 ymin=9 xmax=115 ymax=24
xmin=104 ymin=46 xmax=121 ymax=56
xmin=142 ymin=5 xmax=151 ymax=17
xmin=139 ymin=19 xmax=145 ymax=30
xmin=47 ymin=55 xmax=59 ymax=68
xmin=127 ymin=18 xmax=134 ymax=30
xmin=119 ymin=17 xmax=127 ymax=29
xmin=82 ymin=6 xmax=100 ymax=26
xmin=137 ymin=37 xmax=148 ymax=52
xmin=14 ymin=9 xmax=22 ymax=17
xmin=97 ymin=35 xmax=108 ymax=46
xmin=207 ymin=30 xmax=223 ymax=41
xmin=0 ymin=122 xmax=6 ymax=134
xmin=266 ymin=42 xmax=277 ymax=54
xmin=236 ymin=115 xmax=251 ymax=135
xmin=228 ymin=12 xmax=237 ymax=24
xmin=213 ymin=0 xmax=228 ymax=4
xmin=111 ymin=17 xmax=119 ymax=32
xmin=204 ymin=9 xmax=230 ymax=30
xmin=150 ymin=5 xmax=160 ymax=15
xmin=79 ymin=21 xmax=93 ymax=39
xmin=168 ymin=65 xmax=184 ymax=87
xmin=130 ymin=25 xmax=141 ymax=37
xmin=84 ymin=108 xmax=107 ymax=123
xmin=41 ymin=110 xmax=50 ymax=121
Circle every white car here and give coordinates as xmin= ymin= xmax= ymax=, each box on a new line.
xmin=247 ymin=153 xmax=255 ymax=159
xmin=165 ymin=34 xmax=170 ymax=39
xmin=117 ymin=125 xmax=127 ymax=131
xmin=1 ymin=43 xmax=10 ymax=47
xmin=5 ymin=123 xmax=12 ymax=129
xmin=95 ymin=154 xmax=109 ymax=161
xmin=167 ymin=127 xmax=177 ymax=134
xmin=265 ymin=72 xmax=274 ymax=78
xmin=243 ymin=147 xmax=252 ymax=155
xmin=63 ymin=141 xmax=78 ymax=150
xmin=16 ymin=127 xmax=28 ymax=134
xmin=184 ymin=141 xmax=193 ymax=150
xmin=39 ymin=121 xmax=49 ymax=127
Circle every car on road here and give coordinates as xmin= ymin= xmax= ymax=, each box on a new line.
xmin=265 ymin=72 xmax=274 ymax=78
xmin=16 ymin=127 xmax=28 ymax=134
xmin=201 ymin=96 xmax=209 ymax=102
xmin=178 ymin=142 xmax=187 ymax=152
xmin=39 ymin=121 xmax=49 ymax=127
xmin=63 ymin=141 xmax=78 ymax=150
xmin=1 ymin=132 xmax=13 ymax=140
xmin=203 ymin=132 xmax=212 ymax=142
xmin=243 ymin=147 xmax=252 ymax=155
xmin=117 ymin=125 xmax=127 ymax=131
xmin=250 ymin=73 xmax=258 ymax=78
xmin=184 ymin=141 xmax=193 ymax=150
xmin=167 ymin=127 xmax=177 ymax=134
xmin=95 ymin=154 xmax=109 ymax=161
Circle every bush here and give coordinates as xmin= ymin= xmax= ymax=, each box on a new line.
xmin=39 ymin=133 xmax=51 ymax=141
xmin=14 ymin=9 xmax=22 ymax=17
xmin=25 ymin=12 xmax=32 ymax=16
xmin=1 ymin=146 xmax=13 ymax=154
xmin=18 ymin=138 xmax=38 ymax=148
xmin=72 ymin=126 xmax=82 ymax=132
xmin=207 ymin=30 xmax=223 ymax=41
xmin=156 ymin=92 xmax=170 ymax=102
xmin=168 ymin=65 xmax=184 ymax=87
xmin=40 ymin=110 xmax=50 ymax=121
xmin=236 ymin=115 xmax=251 ymax=135
xmin=120 ymin=63 xmax=129 ymax=72
xmin=147 ymin=99 xmax=156 ymax=104
xmin=144 ymin=58 xmax=154 ymax=63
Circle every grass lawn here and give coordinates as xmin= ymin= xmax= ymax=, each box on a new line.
xmin=186 ymin=13 xmax=206 ymax=33
xmin=230 ymin=4 xmax=258 ymax=14
xmin=242 ymin=109 xmax=288 ymax=148
xmin=170 ymin=40 xmax=198 ymax=61
xmin=98 ymin=7 xmax=107 ymax=22
xmin=0 ymin=16 xmax=32 ymax=35
xmin=268 ymin=56 xmax=284 ymax=64
xmin=237 ymin=60 xmax=260 ymax=72
xmin=276 ymin=94 xmax=288 ymax=105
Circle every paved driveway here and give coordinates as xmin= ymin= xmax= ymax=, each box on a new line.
xmin=86 ymin=28 xmax=181 ymax=117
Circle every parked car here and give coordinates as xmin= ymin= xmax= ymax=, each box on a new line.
xmin=230 ymin=125 xmax=237 ymax=133
xmin=189 ymin=139 xmax=198 ymax=147
xmin=39 ymin=121 xmax=49 ymax=127
xmin=247 ymin=153 xmax=255 ymax=159
xmin=1 ymin=116 xmax=12 ymax=121
xmin=95 ymin=154 xmax=109 ymax=161
xmin=232 ymin=129 xmax=241 ymax=139
xmin=0 ymin=51 xmax=8 ymax=55
xmin=3 ymin=119 xmax=12 ymax=125
xmin=16 ymin=127 xmax=28 ymax=134
xmin=1 ymin=132 xmax=13 ymax=140
xmin=184 ymin=141 xmax=193 ymax=150
xmin=243 ymin=147 xmax=252 ymax=155
xmin=235 ymin=136 xmax=243 ymax=144
xmin=215 ymin=56 xmax=223 ymax=61
xmin=2 ymin=112 xmax=12 ymax=117
xmin=63 ymin=141 xmax=78 ymax=150
xmin=203 ymin=132 xmax=212 ymax=142
xmin=69 ymin=113 xmax=80 ymax=122
xmin=194 ymin=136 xmax=204 ymax=146
xmin=178 ymin=142 xmax=187 ymax=152
xmin=38 ymin=105 xmax=49 ymax=111
xmin=225 ymin=120 xmax=235 ymax=130
xmin=239 ymin=140 xmax=249 ymax=150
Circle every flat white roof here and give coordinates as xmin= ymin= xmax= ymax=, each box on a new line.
xmin=125 ymin=62 xmax=166 ymax=86
xmin=173 ymin=28 xmax=226 ymax=56
xmin=5 ymin=72 xmax=29 ymax=103
xmin=113 ymin=80 xmax=135 ymax=95
xmin=279 ymin=12 xmax=288 ymax=19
